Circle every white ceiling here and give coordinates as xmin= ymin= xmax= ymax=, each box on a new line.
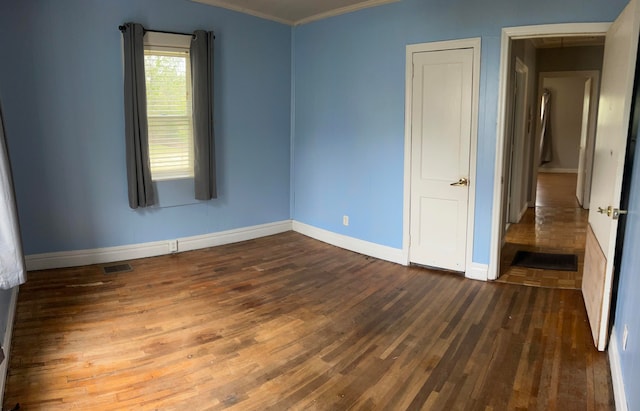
xmin=192 ymin=0 xmax=399 ymax=25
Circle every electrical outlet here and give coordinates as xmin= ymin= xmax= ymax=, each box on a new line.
xmin=623 ymin=325 xmax=629 ymax=351
xmin=343 ymin=215 xmax=349 ymax=226
xmin=168 ymin=240 xmax=178 ymax=253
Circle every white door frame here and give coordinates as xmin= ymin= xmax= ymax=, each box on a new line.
xmin=403 ymin=38 xmax=481 ymax=278
xmin=507 ymin=57 xmax=530 ymax=224
xmin=489 ymin=23 xmax=611 ymax=280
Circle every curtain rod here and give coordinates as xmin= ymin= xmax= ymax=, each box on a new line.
xmin=118 ymin=25 xmax=195 ymax=38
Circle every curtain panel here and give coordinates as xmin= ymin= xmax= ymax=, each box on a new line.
xmin=0 ymin=102 xmax=26 ymax=290
xmin=191 ymin=30 xmax=217 ymax=200
xmin=539 ymin=89 xmax=553 ymax=166
xmin=122 ymin=22 xmax=155 ymax=209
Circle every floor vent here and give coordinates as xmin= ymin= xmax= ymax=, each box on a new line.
xmin=103 ymin=263 xmax=133 ymax=274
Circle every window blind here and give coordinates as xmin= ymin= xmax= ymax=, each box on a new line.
xmin=144 ymin=50 xmax=194 ymax=180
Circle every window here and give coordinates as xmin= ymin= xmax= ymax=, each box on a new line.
xmin=123 ymin=24 xmax=215 ymax=207
xmin=144 ymin=33 xmax=194 ymax=180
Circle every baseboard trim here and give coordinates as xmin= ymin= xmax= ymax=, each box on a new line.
xmin=466 ymin=262 xmax=489 ymax=281
xmin=517 ymin=204 xmax=528 ymax=222
xmin=292 ymin=221 xmax=406 ymax=265
xmin=177 ymin=221 xmax=292 ymax=252
xmin=26 ymin=220 xmax=293 ymax=271
xmin=0 ymin=287 xmax=18 ymax=407
xmin=609 ymin=327 xmax=628 ymax=411
xmin=537 ymin=168 xmax=578 ymax=173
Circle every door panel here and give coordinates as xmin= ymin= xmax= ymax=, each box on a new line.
xmin=509 ymin=60 xmax=529 ymax=223
xmin=582 ymin=0 xmax=640 ymax=350
xmin=410 ymin=48 xmax=473 ymax=271
xmin=583 ymin=226 xmax=607 ymax=345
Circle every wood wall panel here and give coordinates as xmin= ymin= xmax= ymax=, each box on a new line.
xmin=582 ymin=224 xmax=607 ymax=347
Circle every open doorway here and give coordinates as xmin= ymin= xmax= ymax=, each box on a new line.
xmin=495 ymin=35 xmax=606 ymax=288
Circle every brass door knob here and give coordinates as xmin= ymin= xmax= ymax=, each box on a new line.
xmin=597 ymin=206 xmax=613 ymax=217
xmin=450 ymin=178 xmax=469 ymax=187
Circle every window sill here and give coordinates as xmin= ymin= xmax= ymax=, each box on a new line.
xmin=152 ymin=178 xmax=201 ymax=208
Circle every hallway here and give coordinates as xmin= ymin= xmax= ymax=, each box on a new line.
xmin=497 ymin=173 xmax=587 ymax=289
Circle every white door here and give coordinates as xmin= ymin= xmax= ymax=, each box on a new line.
xmin=508 ymin=59 xmax=529 ymax=223
xmin=576 ymin=78 xmax=592 ymax=206
xmin=409 ymin=48 xmax=473 ymax=271
xmin=582 ymin=0 xmax=640 ymax=351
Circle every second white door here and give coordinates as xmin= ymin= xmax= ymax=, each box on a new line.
xmin=409 ymin=47 xmax=474 ymax=271
xmin=582 ymin=0 xmax=640 ymax=350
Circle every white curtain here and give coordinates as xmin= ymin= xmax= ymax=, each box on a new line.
xmin=0 ymin=102 xmax=25 ymax=289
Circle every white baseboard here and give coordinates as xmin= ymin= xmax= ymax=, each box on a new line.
xmin=537 ymin=168 xmax=578 ymax=173
xmin=0 ymin=287 xmax=18 ymax=407
xmin=466 ymin=262 xmax=489 ymax=281
xmin=25 ymin=220 xmax=293 ymax=271
xmin=517 ymin=204 xmax=528 ymax=222
xmin=609 ymin=327 xmax=628 ymax=411
xmin=292 ymin=221 xmax=406 ymax=265
xmin=177 ymin=221 xmax=292 ymax=252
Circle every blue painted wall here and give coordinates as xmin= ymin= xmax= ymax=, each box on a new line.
xmin=612 ymin=136 xmax=640 ymax=409
xmin=292 ymin=0 xmax=627 ymax=261
xmin=0 ymin=0 xmax=292 ymax=254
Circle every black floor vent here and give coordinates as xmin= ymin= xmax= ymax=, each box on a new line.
xmin=103 ymin=263 xmax=133 ymax=274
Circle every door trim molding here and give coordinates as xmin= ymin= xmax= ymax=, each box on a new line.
xmin=507 ymin=57 xmax=530 ymax=224
xmin=489 ymin=23 xmax=611 ymax=280
xmin=403 ymin=37 xmax=481 ymax=278
xmin=609 ymin=326 xmax=629 ymax=411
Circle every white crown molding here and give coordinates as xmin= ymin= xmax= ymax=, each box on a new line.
xmin=25 ymin=220 xmax=293 ymax=271
xmin=191 ymin=0 xmax=399 ymax=26
xmin=294 ymin=0 xmax=400 ymax=26
xmin=191 ymin=0 xmax=294 ymax=25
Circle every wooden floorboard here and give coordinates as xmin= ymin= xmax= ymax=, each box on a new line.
xmin=4 ymin=232 xmax=613 ymax=410
xmin=499 ymin=173 xmax=586 ymax=289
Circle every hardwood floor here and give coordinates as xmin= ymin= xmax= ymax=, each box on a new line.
xmin=4 ymin=232 xmax=613 ymax=410
xmin=498 ymin=173 xmax=587 ymax=289
xmin=535 ymin=172 xmax=581 ymax=208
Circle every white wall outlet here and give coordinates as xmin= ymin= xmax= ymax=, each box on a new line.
xmin=343 ymin=215 xmax=349 ymax=226
xmin=168 ymin=240 xmax=178 ymax=253
xmin=623 ymin=324 xmax=629 ymax=351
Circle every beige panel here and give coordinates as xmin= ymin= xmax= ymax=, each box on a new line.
xmin=581 ymin=224 xmax=607 ymax=347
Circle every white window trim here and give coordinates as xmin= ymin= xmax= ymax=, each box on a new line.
xmin=143 ymin=32 xmax=195 ymax=181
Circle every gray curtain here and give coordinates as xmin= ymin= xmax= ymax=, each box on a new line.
xmin=0 ymin=102 xmax=26 ymax=289
xmin=539 ymin=89 xmax=553 ymax=165
xmin=122 ymin=22 xmax=155 ymax=208
xmin=191 ymin=30 xmax=217 ymax=200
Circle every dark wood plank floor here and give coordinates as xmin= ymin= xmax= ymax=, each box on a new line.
xmin=499 ymin=173 xmax=587 ymax=289
xmin=4 ymin=232 xmax=613 ymax=410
